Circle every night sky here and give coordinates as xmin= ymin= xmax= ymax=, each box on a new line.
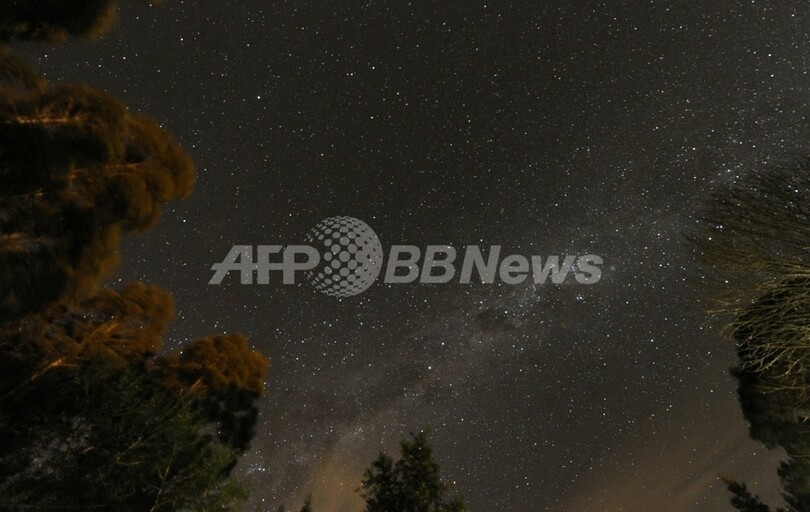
xmin=15 ymin=1 xmax=810 ymax=510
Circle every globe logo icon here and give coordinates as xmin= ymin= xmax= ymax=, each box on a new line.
xmin=304 ymin=217 xmax=383 ymax=297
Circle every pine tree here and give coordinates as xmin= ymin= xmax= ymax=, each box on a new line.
xmin=721 ymin=476 xmax=780 ymax=512
xmin=360 ymin=431 xmax=467 ymax=512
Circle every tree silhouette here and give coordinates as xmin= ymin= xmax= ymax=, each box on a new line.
xmin=721 ymin=476 xmax=782 ymax=512
xmin=360 ymin=431 xmax=467 ymax=512
xmin=0 ymin=281 xmax=267 ymax=509
xmin=695 ymin=157 xmax=810 ymax=511
xmin=0 ymin=363 xmax=249 ymax=511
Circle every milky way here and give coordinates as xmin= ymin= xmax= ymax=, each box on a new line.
xmin=16 ymin=1 xmax=809 ymax=510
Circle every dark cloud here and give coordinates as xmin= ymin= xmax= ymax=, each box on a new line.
xmin=474 ymin=308 xmax=518 ymax=334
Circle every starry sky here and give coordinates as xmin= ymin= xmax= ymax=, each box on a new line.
xmin=14 ymin=1 xmax=810 ymax=510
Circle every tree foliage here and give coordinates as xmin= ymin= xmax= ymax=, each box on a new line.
xmin=152 ymin=333 xmax=268 ymax=451
xmin=730 ymin=276 xmax=810 ymax=392
xmin=0 ymin=281 xmax=267 ymax=510
xmin=360 ymin=431 xmax=467 ymax=512
xmin=721 ymin=476 xmax=783 ymax=512
xmin=0 ymin=363 xmax=249 ymax=511
xmin=694 ymin=158 xmax=810 ymax=283
xmin=695 ymin=157 xmax=810 ymax=511
xmin=0 ymin=48 xmax=195 ymax=321
xmin=0 ymin=5 xmax=266 ymax=510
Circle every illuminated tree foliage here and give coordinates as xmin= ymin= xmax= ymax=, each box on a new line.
xmin=0 ymin=48 xmax=194 ymax=321
xmin=152 ymin=334 xmax=268 ymax=451
xmin=694 ymin=158 xmax=810 ymax=282
xmin=695 ymin=158 xmax=810 ymax=511
xmin=730 ymin=276 xmax=810 ymax=392
xmin=0 ymin=4 xmax=267 ymax=510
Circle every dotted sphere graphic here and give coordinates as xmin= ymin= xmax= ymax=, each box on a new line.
xmin=305 ymin=217 xmax=383 ymax=297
